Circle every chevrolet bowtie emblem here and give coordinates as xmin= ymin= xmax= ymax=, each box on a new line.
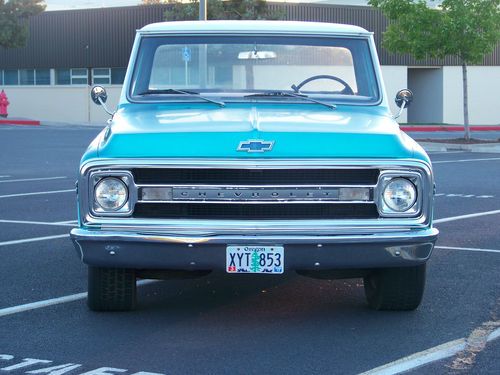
xmin=237 ymin=139 xmax=275 ymax=153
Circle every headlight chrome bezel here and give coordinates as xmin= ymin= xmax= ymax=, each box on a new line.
xmin=376 ymin=171 xmax=423 ymax=218
xmin=89 ymin=171 xmax=136 ymax=217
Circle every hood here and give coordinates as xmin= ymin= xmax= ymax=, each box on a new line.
xmin=96 ymin=103 xmax=416 ymax=160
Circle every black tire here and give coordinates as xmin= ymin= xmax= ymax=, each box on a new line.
xmin=87 ymin=266 xmax=137 ymax=311
xmin=363 ymin=264 xmax=426 ymax=311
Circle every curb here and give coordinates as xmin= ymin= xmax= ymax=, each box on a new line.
xmin=40 ymin=121 xmax=107 ymax=128
xmin=0 ymin=119 xmax=40 ymax=126
xmin=419 ymin=141 xmax=500 ymax=153
xmin=402 ymin=125 xmax=500 ymax=132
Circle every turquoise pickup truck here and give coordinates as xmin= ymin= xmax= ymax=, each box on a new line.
xmin=71 ymin=21 xmax=438 ymax=312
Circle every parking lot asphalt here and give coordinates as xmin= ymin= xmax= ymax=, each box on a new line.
xmin=0 ymin=124 xmax=499 ymax=375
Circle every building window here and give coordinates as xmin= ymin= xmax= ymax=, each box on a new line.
xmin=4 ymin=70 xmax=19 ymax=85
xmin=71 ymin=69 xmax=88 ymax=85
xmin=56 ymin=69 xmax=71 ymax=85
xmin=20 ymin=69 xmax=35 ymax=85
xmin=111 ymin=68 xmax=127 ymax=85
xmin=35 ymin=69 xmax=51 ymax=85
xmin=92 ymin=68 xmax=111 ymax=84
xmin=55 ymin=69 xmax=88 ymax=85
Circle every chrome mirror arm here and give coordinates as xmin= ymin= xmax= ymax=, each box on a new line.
xmin=97 ymin=96 xmax=116 ymax=118
xmin=393 ymin=100 xmax=406 ymax=120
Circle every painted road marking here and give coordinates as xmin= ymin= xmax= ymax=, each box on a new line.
xmin=0 ymin=293 xmax=87 ymax=318
xmin=434 ymin=209 xmax=500 ymax=224
xmin=0 ymin=176 xmax=68 ymax=184
xmin=0 ymin=175 xmax=11 ymax=178
xmin=436 ymin=245 xmax=500 ymax=254
xmin=428 ymin=151 xmax=465 ymax=155
xmin=0 ymin=234 xmax=69 ymax=247
xmin=435 ymin=193 xmax=495 ymax=199
xmin=53 ymin=220 xmax=78 ymax=225
xmin=0 ymin=219 xmax=76 ymax=227
xmin=359 ymin=327 xmax=500 ymax=375
xmin=433 ymin=157 xmax=500 ymax=164
xmin=0 ymin=280 xmax=156 ymax=318
xmin=0 ymin=356 xmax=164 ymax=375
xmin=0 ymin=189 xmax=75 ymax=199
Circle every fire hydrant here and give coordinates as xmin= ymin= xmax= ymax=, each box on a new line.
xmin=0 ymin=90 xmax=9 ymax=118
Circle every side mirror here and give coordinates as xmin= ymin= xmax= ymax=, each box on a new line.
xmin=91 ymin=85 xmax=108 ymax=105
xmin=395 ymin=89 xmax=413 ymax=108
xmin=90 ymin=86 xmax=114 ymax=117
xmin=394 ymin=89 xmax=413 ymax=119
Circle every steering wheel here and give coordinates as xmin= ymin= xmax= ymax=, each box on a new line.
xmin=291 ymin=75 xmax=354 ymax=95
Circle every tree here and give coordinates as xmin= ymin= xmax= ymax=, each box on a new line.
xmin=142 ymin=0 xmax=284 ymax=21
xmin=370 ymin=0 xmax=500 ymax=140
xmin=0 ymin=0 xmax=46 ymax=49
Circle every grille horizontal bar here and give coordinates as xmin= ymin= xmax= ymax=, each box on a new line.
xmin=133 ymin=203 xmax=379 ymax=220
xmin=132 ymin=168 xmax=380 ymax=185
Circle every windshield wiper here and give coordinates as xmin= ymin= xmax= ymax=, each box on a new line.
xmin=244 ymin=91 xmax=336 ymax=110
xmin=137 ymin=88 xmax=225 ymax=107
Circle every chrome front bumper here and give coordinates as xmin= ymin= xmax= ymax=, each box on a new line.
xmin=70 ymin=227 xmax=438 ymax=270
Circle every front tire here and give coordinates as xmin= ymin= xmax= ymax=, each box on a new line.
xmin=87 ymin=267 xmax=137 ymax=311
xmin=363 ymin=264 xmax=426 ymax=311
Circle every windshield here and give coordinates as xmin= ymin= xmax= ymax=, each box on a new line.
xmin=130 ymin=35 xmax=379 ymax=103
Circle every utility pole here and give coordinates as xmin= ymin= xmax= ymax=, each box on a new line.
xmin=199 ymin=0 xmax=207 ymax=88
xmin=199 ymin=0 xmax=207 ymax=21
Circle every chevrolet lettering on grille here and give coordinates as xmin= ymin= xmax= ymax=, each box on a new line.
xmin=237 ymin=140 xmax=274 ymax=153
xmin=173 ymin=187 xmax=343 ymax=201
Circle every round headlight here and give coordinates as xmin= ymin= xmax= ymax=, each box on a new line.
xmin=94 ymin=177 xmax=128 ymax=211
xmin=383 ymin=178 xmax=417 ymax=212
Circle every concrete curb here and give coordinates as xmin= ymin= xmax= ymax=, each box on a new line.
xmin=419 ymin=142 xmax=500 ymax=153
xmin=0 ymin=119 xmax=40 ymax=126
xmin=402 ymin=125 xmax=500 ymax=132
xmin=40 ymin=121 xmax=107 ymax=128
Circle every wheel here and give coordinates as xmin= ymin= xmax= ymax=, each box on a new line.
xmin=87 ymin=266 xmax=137 ymax=311
xmin=363 ymin=264 xmax=426 ymax=311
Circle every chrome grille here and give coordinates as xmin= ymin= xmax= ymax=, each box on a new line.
xmin=129 ymin=167 xmax=380 ymax=220
xmin=132 ymin=168 xmax=380 ymax=185
xmin=133 ymin=203 xmax=379 ymax=220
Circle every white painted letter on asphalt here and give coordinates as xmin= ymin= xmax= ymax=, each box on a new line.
xmin=1 ymin=359 xmax=52 ymax=371
xmin=78 ymin=368 xmax=127 ymax=375
xmin=26 ymin=364 xmax=82 ymax=375
xmin=0 ymin=357 xmax=13 ymax=363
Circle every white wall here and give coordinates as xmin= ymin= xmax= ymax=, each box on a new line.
xmin=443 ymin=66 xmax=500 ymax=125
xmin=0 ymin=85 xmax=121 ymax=124
xmin=3 ymin=65 xmax=500 ymax=125
xmin=380 ymin=66 xmax=408 ymax=123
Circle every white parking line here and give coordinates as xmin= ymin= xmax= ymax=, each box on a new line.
xmin=0 ymin=292 xmax=87 ymax=318
xmin=434 ymin=209 xmax=500 ymax=224
xmin=428 ymin=151 xmax=465 ymax=155
xmin=433 ymin=157 xmax=500 ymax=164
xmin=0 ymin=219 xmax=76 ymax=227
xmin=53 ymin=220 xmax=78 ymax=224
xmin=0 ymin=234 xmax=69 ymax=247
xmin=0 ymin=176 xmax=68 ymax=184
xmin=0 ymin=280 xmax=156 ymax=318
xmin=359 ymin=327 xmax=500 ymax=375
xmin=0 ymin=189 xmax=75 ymax=199
xmin=0 ymin=175 xmax=11 ymax=178
xmin=435 ymin=245 xmax=500 ymax=254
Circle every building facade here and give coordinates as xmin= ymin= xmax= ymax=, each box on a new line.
xmin=1 ymin=3 xmax=499 ymax=124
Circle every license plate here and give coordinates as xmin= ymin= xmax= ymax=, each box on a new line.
xmin=226 ymin=246 xmax=284 ymax=274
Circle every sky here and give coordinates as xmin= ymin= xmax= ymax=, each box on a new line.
xmin=43 ymin=0 xmax=371 ymax=11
